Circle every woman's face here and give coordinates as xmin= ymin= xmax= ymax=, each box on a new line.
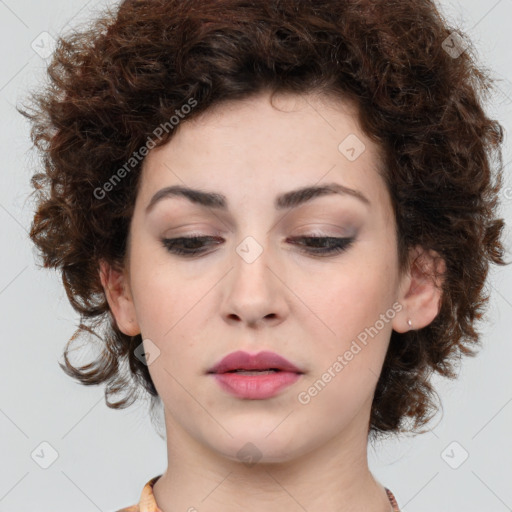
xmin=112 ymin=90 xmax=415 ymax=462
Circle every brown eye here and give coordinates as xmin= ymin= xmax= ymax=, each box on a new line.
xmin=161 ymin=236 xmax=222 ymax=256
xmin=288 ymin=236 xmax=355 ymax=256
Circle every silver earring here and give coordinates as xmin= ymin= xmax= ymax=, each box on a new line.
xmin=407 ymin=319 xmax=413 ymax=329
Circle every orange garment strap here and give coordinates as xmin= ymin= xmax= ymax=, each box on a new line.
xmin=385 ymin=487 xmax=401 ymax=512
xmin=138 ymin=475 xmax=163 ymax=512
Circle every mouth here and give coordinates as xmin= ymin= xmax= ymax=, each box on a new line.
xmin=206 ymin=351 xmax=304 ymax=400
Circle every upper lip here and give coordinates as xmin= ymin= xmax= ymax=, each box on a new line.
xmin=207 ymin=350 xmax=304 ymax=374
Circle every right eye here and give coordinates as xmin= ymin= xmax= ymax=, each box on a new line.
xmin=161 ymin=236 xmax=221 ymax=256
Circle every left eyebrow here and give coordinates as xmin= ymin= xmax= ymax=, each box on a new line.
xmin=145 ymin=181 xmax=371 ymax=214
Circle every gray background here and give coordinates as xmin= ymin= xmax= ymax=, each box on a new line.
xmin=1 ymin=0 xmax=511 ymax=510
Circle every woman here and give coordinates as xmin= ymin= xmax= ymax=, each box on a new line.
xmin=18 ymin=0 xmax=507 ymax=510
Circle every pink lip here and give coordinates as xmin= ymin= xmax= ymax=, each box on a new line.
xmin=211 ymin=372 xmax=301 ymax=399
xmin=207 ymin=350 xmax=304 ymax=400
xmin=207 ymin=350 xmax=303 ymax=374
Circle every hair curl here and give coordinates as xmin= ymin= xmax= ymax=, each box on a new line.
xmin=18 ymin=0 xmax=508 ymax=440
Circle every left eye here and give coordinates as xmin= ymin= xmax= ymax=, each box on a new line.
xmin=289 ymin=236 xmax=355 ymax=256
xmin=161 ymin=235 xmax=355 ymax=257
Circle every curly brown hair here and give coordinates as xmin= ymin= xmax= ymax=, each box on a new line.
xmin=18 ymin=0 xmax=508 ymax=440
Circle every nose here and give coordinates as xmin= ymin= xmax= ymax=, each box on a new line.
xmin=221 ymin=236 xmax=289 ymax=329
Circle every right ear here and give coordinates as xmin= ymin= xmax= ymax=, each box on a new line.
xmin=98 ymin=260 xmax=141 ymax=336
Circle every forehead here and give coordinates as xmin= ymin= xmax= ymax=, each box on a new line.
xmin=137 ymin=90 xmax=391 ymax=218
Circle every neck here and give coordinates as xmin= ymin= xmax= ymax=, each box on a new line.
xmin=152 ymin=407 xmax=392 ymax=512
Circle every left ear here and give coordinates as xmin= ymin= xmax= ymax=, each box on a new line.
xmin=392 ymin=245 xmax=446 ymax=333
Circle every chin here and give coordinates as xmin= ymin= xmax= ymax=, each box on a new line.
xmin=207 ymin=427 xmax=308 ymax=466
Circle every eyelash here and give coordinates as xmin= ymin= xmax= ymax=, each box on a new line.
xmin=160 ymin=235 xmax=355 ymax=257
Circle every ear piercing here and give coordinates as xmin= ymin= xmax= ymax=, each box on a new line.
xmin=407 ymin=319 xmax=413 ymax=329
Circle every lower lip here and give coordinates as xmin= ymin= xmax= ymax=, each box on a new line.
xmin=211 ymin=371 xmax=302 ymax=399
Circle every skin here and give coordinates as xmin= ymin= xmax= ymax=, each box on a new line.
xmin=100 ymin=89 xmax=444 ymax=512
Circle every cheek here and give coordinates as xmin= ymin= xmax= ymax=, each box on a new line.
xmin=128 ymin=246 xmax=217 ymax=371
xmin=129 ymin=240 xmax=193 ymax=332
xmin=295 ymin=268 xmax=394 ymax=425
xmin=298 ymin=258 xmax=396 ymax=348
